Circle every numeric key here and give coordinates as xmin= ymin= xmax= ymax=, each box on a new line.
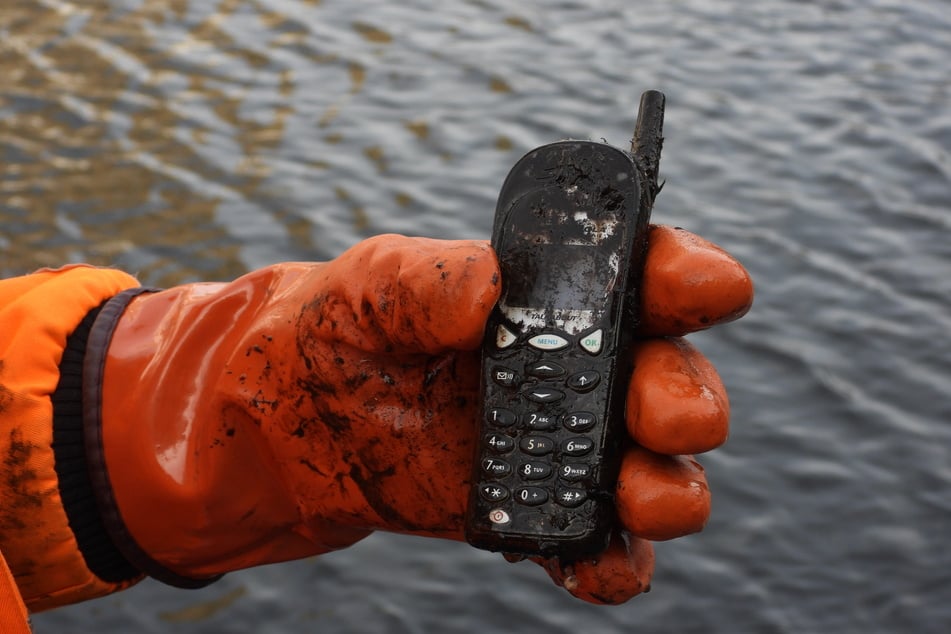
xmin=525 ymin=412 xmax=556 ymax=430
xmin=486 ymin=407 xmax=517 ymax=427
xmin=519 ymin=462 xmax=552 ymax=480
xmin=562 ymin=411 xmax=597 ymax=432
xmin=559 ymin=463 xmax=590 ymax=481
xmin=515 ymin=487 xmax=549 ymax=506
xmin=560 ymin=436 xmax=594 ymax=456
xmin=484 ymin=433 xmax=514 ymax=453
xmin=482 ymin=458 xmax=512 ymax=476
xmin=519 ymin=435 xmax=554 ymax=456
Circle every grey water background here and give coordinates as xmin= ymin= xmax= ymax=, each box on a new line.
xmin=3 ymin=0 xmax=949 ymax=631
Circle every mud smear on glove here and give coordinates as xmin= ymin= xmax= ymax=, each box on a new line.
xmin=0 ymin=429 xmax=48 ymax=593
xmin=0 ymin=361 xmax=10 ymax=414
xmin=1 ymin=430 xmax=45 ymax=532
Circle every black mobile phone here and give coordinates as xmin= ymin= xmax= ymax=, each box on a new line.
xmin=464 ymin=90 xmax=665 ymax=559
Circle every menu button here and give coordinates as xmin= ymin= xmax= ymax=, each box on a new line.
xmin=528 ymin=334 xmax=569 ymax=351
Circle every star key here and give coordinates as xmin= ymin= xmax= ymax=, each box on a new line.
xmin=479 ymin=484 xmax=510 ymax=502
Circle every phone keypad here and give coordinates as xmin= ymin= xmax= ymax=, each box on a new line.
xmin=479 ymin=336 xmax=607 ymax=518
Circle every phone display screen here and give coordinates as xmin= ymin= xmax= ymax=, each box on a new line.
xmin=504 ymin=243 xmax=616 ymax=310
xmin=499 ymin=206 xmax=625 ymax=323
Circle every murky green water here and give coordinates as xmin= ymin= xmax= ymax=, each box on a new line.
xmin=4 ymin=0 xmax=949 ymax=632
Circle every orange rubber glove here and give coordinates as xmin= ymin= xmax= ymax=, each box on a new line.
xmin=86 ymin=226 xmax=751 ymax=604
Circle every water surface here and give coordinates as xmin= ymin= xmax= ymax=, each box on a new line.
xmin=3 ymin=0 xmax=948 ymax=632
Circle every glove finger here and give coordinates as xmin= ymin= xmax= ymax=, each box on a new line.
xmin=537 ymin=531 xmax=654 ymax=605
xmin=640 ymin=225 xmax=753 ymax=337
xmin=626 ymin=337 xmax=729 ymax=455
xmin=616 ymin=447 xmax=711 ymax=541
xmin=307 ymin=234 xmax=501 ymax=354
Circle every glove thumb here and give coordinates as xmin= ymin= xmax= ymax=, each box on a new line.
xmin=304 ymin=234 xmax=501 ymax=355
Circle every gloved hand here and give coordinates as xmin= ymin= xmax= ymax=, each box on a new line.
xmin=93 ymin=226 xmax=752 ymax=604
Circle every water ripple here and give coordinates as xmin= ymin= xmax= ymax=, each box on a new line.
xmin=11 ymin=0 xmax=951 ymax=632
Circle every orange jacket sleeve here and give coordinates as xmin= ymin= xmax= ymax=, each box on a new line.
xmin=0 ymin=265 xmax=144 ymax=618
xmin=0 ymin=550 xmax=30 ymax=634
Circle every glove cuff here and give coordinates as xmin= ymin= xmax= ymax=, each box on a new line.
xmin=78 ymin=288 xmax=224 ymax=590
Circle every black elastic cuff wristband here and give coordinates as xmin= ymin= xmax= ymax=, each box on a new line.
xmin=52 ymin=303 xmax=141 ymax=584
